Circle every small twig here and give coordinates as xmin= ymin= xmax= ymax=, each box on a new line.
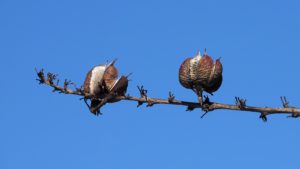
xmin=137 ymin=85 xmax=148 ymax=107
xmin=200 ymin=112 xmax=209 ymax=118
xmin=36 ymin=69 xmax=86 ymax=96
xmin=35 ymin=68 xmax=46 ymax=84
xmin=64 ymin=79 xmax=75 ymax=91
xmin=47 ymin=72 xmax=57 ymax=85
xmin=281 ymin=96 xmax=289 ymax=108
xmin=168 ymin=92 xmax=175 ymax=103
xmin=259 ymin=112 xmax=268 ymax=122
xmin=137 ymin=86 xmax=148 ymax=99
xmin=83 ymin=98 xmax=91 ymax=109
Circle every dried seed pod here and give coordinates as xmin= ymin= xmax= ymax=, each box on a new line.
xmin=179 ymin=57 xmax=193 ymax=89
xmin=83 ymin=60 xmax=117 ymax=98
xmin=196 ymin=53 xmax=213 ymax=87
xmin=205 ymin=58 xmax=223 ymax=94
xmin=178 ymin=51 xmax=223 ymax=104
xmin=102 ymin=63 xmax=118 ymax=92
xmin=108 ymin=76 xmax=129 ymax=102
xmin=83 ymin=60 xmax=128 ymax=115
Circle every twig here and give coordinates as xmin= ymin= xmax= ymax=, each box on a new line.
xmin=168 ymin=92 xmax=175 ymax=103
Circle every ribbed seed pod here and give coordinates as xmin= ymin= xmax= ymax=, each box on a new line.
xmin=178 ymin=51 xmax=223 ymax=103
xmin=197 ymin=53 xmax=213 ymax=87
xmin=190 ymin=52 xmax=202 ymax=82
xmin=205 ymin=59 xmax=223 ymax=94
xmin=179 ymin=58 xmax=192 ymax=89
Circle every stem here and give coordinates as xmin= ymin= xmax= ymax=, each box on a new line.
xmin=36 ymin=69 xmax=300 ymax=119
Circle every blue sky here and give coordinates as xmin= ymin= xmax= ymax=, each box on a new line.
xmin=1 ymin=0 xmax=300 ymax=169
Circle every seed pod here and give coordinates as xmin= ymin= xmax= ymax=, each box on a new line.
xmin=196 ymin=53 xmax=213 ymax=87
xmin=109 ymin=76 xmax=129 ymax=99
xmin=179 ymin=57 xmax=193 ymax=89
xmin=205 ymin=58 xmax=223 ymax=94
xmin=84 ymin=60 xmax=117 ymax=98
xmin=178 ymin=51 xmax=223 ymax=103
xmin=84 ymin=60 xmax=129 ymax=115
xmin=102 ymin=63 xmax=118 ymax=92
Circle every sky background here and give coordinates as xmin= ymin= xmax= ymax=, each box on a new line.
xmin=1 ymin=0 xmax=300 ymax=169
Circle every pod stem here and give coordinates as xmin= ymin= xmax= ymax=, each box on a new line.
xmin=194 ymin=88 xmax=203 ymax=106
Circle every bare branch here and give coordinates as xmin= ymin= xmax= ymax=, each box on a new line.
xmin=36 ymin=69 xmax=300 ymax=119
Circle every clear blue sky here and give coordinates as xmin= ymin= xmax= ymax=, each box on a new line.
xmin=1 ymin=0 xmax=300 ymax=169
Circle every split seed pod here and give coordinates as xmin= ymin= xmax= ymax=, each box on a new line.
xmin=84 ymin=60 xmax=128 ymax=115
xmin=179 ymin=51 xmax=223 ymax=104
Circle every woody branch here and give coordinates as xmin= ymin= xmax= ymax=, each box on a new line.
xmin=36 ymin=69 xmax=300 ymax=121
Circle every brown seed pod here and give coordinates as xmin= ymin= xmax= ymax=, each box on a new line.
xmin=205 ymin=58 xmax=223 ymax=94
xmin=83 ymin=60 xmax=128 ymax=115
xmin=84 ymin=63 xmax=108 ymax=98
xmin=178 ymin=51 xmax=223 ymax=103
xmin=196 ymin=53 xmax=213 ymax=88
xmin=102 ymin=63 xmax=118 ymax=92
xmin=179 ymin=57 xmax=193 ymax=89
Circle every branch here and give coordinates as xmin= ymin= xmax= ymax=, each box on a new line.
xmin=36 ymin=69 xmax=300 ymax=121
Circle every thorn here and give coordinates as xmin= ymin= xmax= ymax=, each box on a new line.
xmin=36 ymin=68 xmax=45 ymax=84
xmin=137 ymin=85 xmax=148 ymax=99
xmin=137 ymin=101 xmax=143 ymax=108
xmin=280 ymin=96 xmax=289 ymax=108
xmin=201 ymin=112 xmax=209 ymax=118
xmin=64 ymin=79 xmax=74 ymax=91
xmin=168 ymin=91 xmax=175 ymax=103
xmin=259 ymin=112 xmax=268 ymax=122
xmin=96 ymin=110 xmax=102 ymax=116
xmin=235 ymin=97 xmax=247 ymax=109
xmin=47 ymin=72 xmax=58 ymax=85
xmin=203 ymin=95 xmax=211 ymax=104
xmin=186 ymin=106 xmax=195 ymax=111
xmin=83 ymin=98 xmax=91 ymax=109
